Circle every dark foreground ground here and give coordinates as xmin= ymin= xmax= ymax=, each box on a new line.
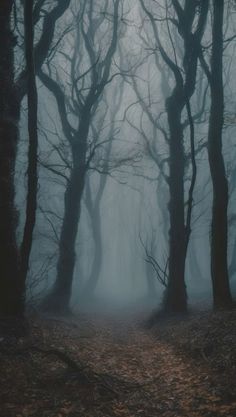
xmin=0 ymin=306 xmax=236 ymax=417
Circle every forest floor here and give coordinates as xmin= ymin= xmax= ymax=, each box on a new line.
xmin=0 ymin=305 xmax=236 ymax=417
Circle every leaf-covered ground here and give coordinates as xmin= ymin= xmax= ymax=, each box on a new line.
xmin=0 ymin=307 xmax=236 ymax=417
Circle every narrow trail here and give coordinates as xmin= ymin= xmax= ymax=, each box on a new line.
xmin=1 ymin=311 xmax=236 ymax=417
xmin=73 ymin=313 xmax=233 ymax=417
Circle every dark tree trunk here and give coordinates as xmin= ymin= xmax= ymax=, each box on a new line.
xmin=208 ymin=0 xmax=232 ymax=308
xmin=0 ymin=1 xmax=22 ymax=316
xmin=42 ymin=120 xmax=88 ymax=313
xmin=229 ymin=237 xmax=236 ymax=279
xmin=164 ymin=94 xmax=187 ymax=312
xmin=40 ymin=1 xmax=120 ymax=312
xmin=139 ymin=0 xmax=209 ymax=314
xmin=20 ymin=0 xmax=39 ymax=310
xmin=45 ymin=163 xmax=86 ymax=313
xmin=0 ymin=0 xmax=71 ymax=317
xmin=157 ymin=176 xmax=169 ymax=260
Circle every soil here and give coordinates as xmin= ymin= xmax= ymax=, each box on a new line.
xmin=0 ymin=307 xmax=236 ymax=417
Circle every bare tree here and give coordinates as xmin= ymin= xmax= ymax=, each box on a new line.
xmin=39 ymin=0 xmax=123 ymax=313
xmin=81 ymin=79 xmax=125 ymax=298
xmin=139 ymin=0 xmax=209 ymax=312
xmin=18 ymin=0 xmax=39 ymax=313
xmin=0 ymin=0 xmax=71 ymax=316
xmin=200 ymin=0 xmax=233 ymax=308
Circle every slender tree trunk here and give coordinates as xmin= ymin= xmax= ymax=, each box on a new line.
xmin=188 ymin=241 xmax=204 ymax=283
xmin=20 ymin=0 xmax=39 ymax=310
xmin=163 ymin=94 xmax=187 ymax=312
xmin=208 ymin=0 xmax=232 ymax=308
xmin=229 ymin=238 xmax=236 ymax=279
xmin=83 ymin=207 xmax=103 ymax=297
xmin=0 ymin=1 xmax=22 ymax=316
xmin=146 ymin=262 xmax=157 ymax=299
xmin=82 ymin=120 xmax=116 ymax=298
xmin=83 ymin=172 xmax=107 ymax=298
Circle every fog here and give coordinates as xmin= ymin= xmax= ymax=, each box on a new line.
xmin=15 ymin=0 xmax=236 ymax=313
xmin=3 ymin=3 xmax=236 ymax=417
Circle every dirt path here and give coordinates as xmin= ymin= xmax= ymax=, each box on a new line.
xmin=1 ymin=312 xmax=236 ymax=416
xmin=74 ymin=313 xmax=236 ymax=417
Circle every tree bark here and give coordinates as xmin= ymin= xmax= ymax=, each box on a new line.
xmin=207 ymin=0 xmax=232 ymax=308
xmin=42 ymin=121 xmax=88 ymax=313
xmin=0 ymin=0 xmax=71 ymax=316
xmin=20 ymin=0 xmax=39 ymax=311
xmin=39 ymin=0 xmax=121 ymax=312
xmin=140 ymin=0 xmax=209 ymax=314
xmin=0 ymin=1 xmax=22 ymax=315
xmin=16 ymin=0 xmax=71 ymax=101
xmin=164 ymin=93 xmax=187 ymax=312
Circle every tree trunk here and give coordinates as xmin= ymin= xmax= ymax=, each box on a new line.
xmin=208 ymin=0 xmax=232 ymax=308
xmin=83 ymin=171 xmax=108 ymax=298
xmin=42 ymin=114 xmax=89 ymax=312
xmin=141 ymin=1 xmax=209 ymax=314
xmin=83 ymin=207 xmax=103 ymax=297
xmin=20 ymin=0 xmax=39 ymax=310
xmin=44 ymin=162 xmax=86 ymax=313
xmin=146 ymin=262 xmax=157 ymax=299
xmin=163 ymin=95 xmax=187 ymax=313
xmin=0 ymin=1 xmax=22 ymax=316
xmin=188 ymin=241 xmax=204 ymax=283
xmin=229 ymin=236 xmax=236 ymax=278
xmin=0 ymin=0 xmax=71 ymax=316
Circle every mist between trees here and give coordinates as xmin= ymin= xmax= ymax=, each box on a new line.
xmin=0 ymin=0 xmax=236 ymax=318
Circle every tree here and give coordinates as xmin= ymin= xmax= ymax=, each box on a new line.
xmin=18 ymin=0 xmax=39 ymax=312
xmin=0 ymin=0 xmax=71 ymax=316
xmin=140 ymin=0 xmax=209 ymax=312
xmin=82 ymin=81 xmax=125 ymax=298
xmin=40 ymin=0 xmax=123 ymax=313
xmin=200 ymin=0 xmax=233 ymax=308
xmin=0 ymin=0 xmax=21 ymax=315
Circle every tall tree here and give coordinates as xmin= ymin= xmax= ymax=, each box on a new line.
xmin=200 ymin=0 xmax=233 ymax=308
xmin=140 ymin=0 xmax=209 ymax=312
xmin=82 ymin=81 xmax=124 ymax=298
xmin=0 ymin=0 xmax=21 ymax=315
xmin=0 ymin=0 xmax=71 ymax=316
xmin=40 ymin=0 xmax=122 ymax=313
xmin=19 ymin=0 xmax=39 ymax=310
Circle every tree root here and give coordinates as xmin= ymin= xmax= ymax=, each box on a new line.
xmin=29 ymin=346 xmax=88 ymax=372
xmin=0 ymin=343 xmax=141 ymax=396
